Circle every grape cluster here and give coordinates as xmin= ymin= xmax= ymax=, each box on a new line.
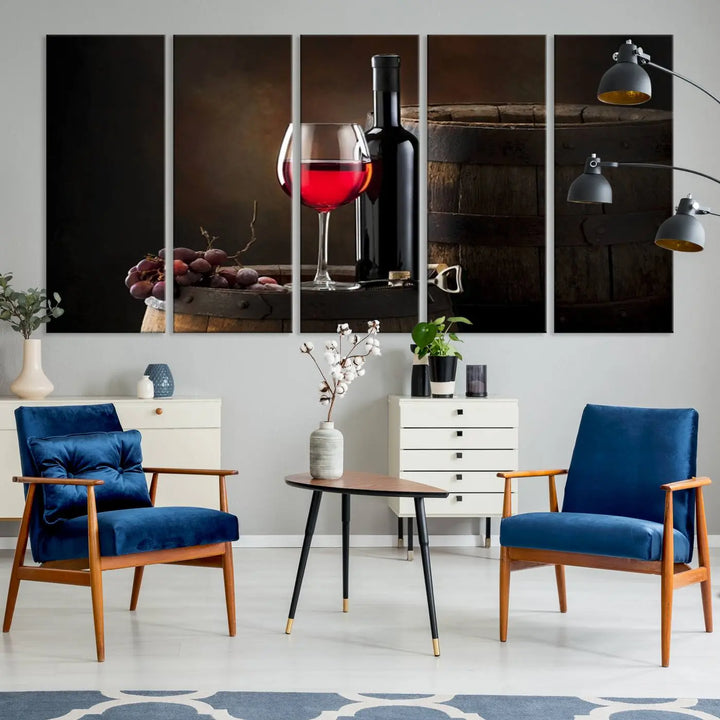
xmin=125 ymin=246 xmax=286 ymax=302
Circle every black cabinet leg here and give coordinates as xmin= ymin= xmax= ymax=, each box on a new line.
xmin=342 ymin=493 xmax=350 ymax=612
xmin=414 ymin=496 xmax=440 ymax=656
xmin=397 ymin=517 xmax=404 ymax=548
xmin=286 ymin=490 xmax=322 ymax=634
xmin=485 ymin=517 xmax=492 ymax=548
xmin=407 ymin=517 xmax=414 ymax=561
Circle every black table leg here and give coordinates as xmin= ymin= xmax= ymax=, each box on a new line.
xmin=286 ymin=490 xmax=323 ymax=634
xmin=397 ymin=517 xmax=404 ymax=548
xmin=342 ymin=493 xmax=350 ymax=612
xmin=407 ymin=517 xmax=414 ymax=561
xmin=414 ymin=496 xmax=440 ymax=656
xmin=485 ymin=517 xmax=492 ymax=548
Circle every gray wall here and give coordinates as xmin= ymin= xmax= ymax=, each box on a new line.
xmin=2 ymin=0 xmax=720 ymax=538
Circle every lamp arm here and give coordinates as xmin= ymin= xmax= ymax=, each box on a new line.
xmin=599 ymin=161 xmax=720 ymax=187
xmin=643 ymin=60 xmax=720 ymax=107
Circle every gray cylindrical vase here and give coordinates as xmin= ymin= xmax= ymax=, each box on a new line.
xmin=309 ymin=421 xmax=343 ymax=480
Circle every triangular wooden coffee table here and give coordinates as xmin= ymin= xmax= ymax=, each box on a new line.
xmin=284 ymin=471 xmax=449 ymax=656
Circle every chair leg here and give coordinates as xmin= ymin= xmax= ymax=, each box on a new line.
xmin=222 ymin=542 xmax=236 ymax=637
xmin=499 ymin=546 xmax=510 ymax=642
xmin=555 ymin=565 xmax=567 ymax=613
xmin=661 ymin=566 xmax=673 ymax=667
xmin=696 ymin=487 xmax=713 ymax=633
xmin=87 ymin=488 xmax=105 ymax=662
xmin=89 ymin=561 xmax=105 ymax=662
xmin=3 ymin=485 xmax=35 ymax=633
xmin=2 ymin=570 xmax=21 ymax=634
xmin=130 ymin=567 xmax=144 ymax=611
xmin=700 ymin=574 xmax=713 ymax=634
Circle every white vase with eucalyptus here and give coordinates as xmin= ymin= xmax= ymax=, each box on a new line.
xmin=0 ymin=273 xmax=64 ymax=400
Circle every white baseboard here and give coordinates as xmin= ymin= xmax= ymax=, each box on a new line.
xmin=3 ymin=534 xmax=720 ymax=551
xmin=234 ymin=534 xmax=494 ymax=548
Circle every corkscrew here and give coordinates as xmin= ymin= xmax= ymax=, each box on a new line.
xmin=428 ymin=264 xmax=463 ymax=294
xmin=357 ymin=264 xmax=463 ymax=294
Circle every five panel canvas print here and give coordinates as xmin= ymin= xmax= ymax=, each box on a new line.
xmin=45 ymin=35 xmax=674 ymax=334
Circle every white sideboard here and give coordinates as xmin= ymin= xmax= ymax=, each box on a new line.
xmin=388 ymin=395 xmax=519 ymax=545
xmin=0 ymin=397 xmax=222 ymax=519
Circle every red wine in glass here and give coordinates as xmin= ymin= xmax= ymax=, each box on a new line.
xmin=280 ymin=160 xmax=372 ymax=212
xmin=277 ymin=123 xmax=372 ymax=290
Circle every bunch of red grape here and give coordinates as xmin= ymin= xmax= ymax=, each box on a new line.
xmin=125 ymin=246 xmax=286 ymax=302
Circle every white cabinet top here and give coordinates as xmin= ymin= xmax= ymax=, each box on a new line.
xmin=389 ymin=395 xmax=518 ymax=402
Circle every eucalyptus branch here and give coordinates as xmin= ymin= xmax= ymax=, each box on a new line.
xmin=0 ymin=273 xmax=64 ymax=339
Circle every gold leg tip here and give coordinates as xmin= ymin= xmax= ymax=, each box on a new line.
xmin=343 ymin=598 xmax=349 ymax=613
xmin=285 ymin=618 xmax=294 ymax=634
xmin=397 ymin=539 xmax=404 ymax=548
xmin=432 ymin=638 xmax=440 ymax=656
xmin=407 ymin=550 xmax=414 ymax=561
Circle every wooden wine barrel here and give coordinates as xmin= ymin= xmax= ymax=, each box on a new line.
xmin=401 ymin=103 xmax=673 ymax=332
xmin=141 ymin=265 xmax=452 ymax=333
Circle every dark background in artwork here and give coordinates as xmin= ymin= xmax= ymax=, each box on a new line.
xmin=300 ymin=35 xmax=419 ymax=268
xmin=427 ymin=35 xmax=546 ymax=333
xmin=174 ymin=36 xmax=292 ymax=269
xmin=554 ymin=35 xmax=673 ymax=333
xmin=47 ymin=35 xmax=164 ymax=333
xmin=428 ymin=35 xmax=545 ymax=105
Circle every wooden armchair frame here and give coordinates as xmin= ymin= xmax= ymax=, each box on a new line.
xmin=498 ymin=469 xmax=713 ymax=667
xmin=3 ymin=466 xmax=238 ymax=662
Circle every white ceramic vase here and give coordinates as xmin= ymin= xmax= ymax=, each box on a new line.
xmin=136 ymin=375 xmax=154 ymax=399
xmin=10 ymin=338 xmax=54 ymax=400
xmin=309 ymin=421 xmax=343 ymax=479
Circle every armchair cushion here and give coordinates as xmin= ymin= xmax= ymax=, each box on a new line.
xmin=28 ymin=430 xmax=152 ymax=525
xmin=34 ymin=506 xmax=240 ymax=562
xmin=562 ymin=405 xmax=698 ymax=547
xmin=500 ymin=511 xmax=692 ymax=563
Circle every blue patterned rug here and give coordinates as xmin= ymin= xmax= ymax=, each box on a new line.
xmin=1 ymin=692 xmax=719 ymax=720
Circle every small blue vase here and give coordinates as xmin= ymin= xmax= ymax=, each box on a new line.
xmin=144 ymin=363 xmax=174 ymax=398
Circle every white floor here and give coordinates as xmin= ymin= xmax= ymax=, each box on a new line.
xmin=0 ymin=546 xmax=718 ymax=697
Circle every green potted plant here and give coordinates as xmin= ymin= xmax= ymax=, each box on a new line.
xmin=411 ymin=315 xmax=471 ymax=397
xmin=0 ymin=273 xmax=63 ymax=399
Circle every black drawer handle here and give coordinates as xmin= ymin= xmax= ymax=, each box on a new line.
xmin=457 ymin=408 xmax=464 ymax=415
xmin=456 ymin=452 xmax=463 ymax=459
xmin=456 ymin=473 xmax=463 ymax=480
xmin=456 ymin=430 xmax=463 ymax=437
xmin=456 ymin=495 xmax=463 ymax=502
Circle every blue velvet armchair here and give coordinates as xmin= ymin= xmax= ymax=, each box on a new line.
xmin=3 ymin=403 xmax=239 ymax=661
xmin=498 ymin=404 xmax=712 ymax=667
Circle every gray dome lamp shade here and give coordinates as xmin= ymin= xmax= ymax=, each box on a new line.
xmin=567 ymin=154 xmax=613 ymax=204
xmin=597 ymin=40 xmax=652 ymax=105
xmin=655 ymin=195 xmax=706 ymax=252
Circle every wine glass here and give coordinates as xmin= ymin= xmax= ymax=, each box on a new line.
xmin=277 ymin=123 xmax=372 ymax=290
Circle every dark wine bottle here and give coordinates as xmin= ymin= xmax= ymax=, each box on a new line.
xmin=356 ymin=54 xmax=419 ymax=282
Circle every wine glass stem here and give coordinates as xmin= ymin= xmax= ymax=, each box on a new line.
xmin=314 ymin=210 xmax=333 ymax=285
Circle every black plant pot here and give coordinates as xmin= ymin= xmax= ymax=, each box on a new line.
xmin=428 ymin=355 xmax=458 ymax=398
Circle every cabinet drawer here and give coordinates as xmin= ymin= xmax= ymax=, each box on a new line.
xmin=115 ymin=400 xmax=220 ymax=430
xmin=399 ymin=471 xmax=509 ymax=493
xmin=398 ymin=399 xmax=518 ymax=428
xmin=400 ymin=449 xmax=516 ymax=472
xmin=400 ymin=427 xmax=517 ymax=450
xmin=391 ymin=492 xmax=514 ymax=517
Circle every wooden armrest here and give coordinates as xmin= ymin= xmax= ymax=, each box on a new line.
xmin=497 ymin=469 xmax=568 ymax=479
xmin=143 ymin=467 xmax=238 ymax=477
xmin=13 ymin=475 xmax=104 ymax=486
xmin=661 ymin=476 xmax=712 ymax=492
